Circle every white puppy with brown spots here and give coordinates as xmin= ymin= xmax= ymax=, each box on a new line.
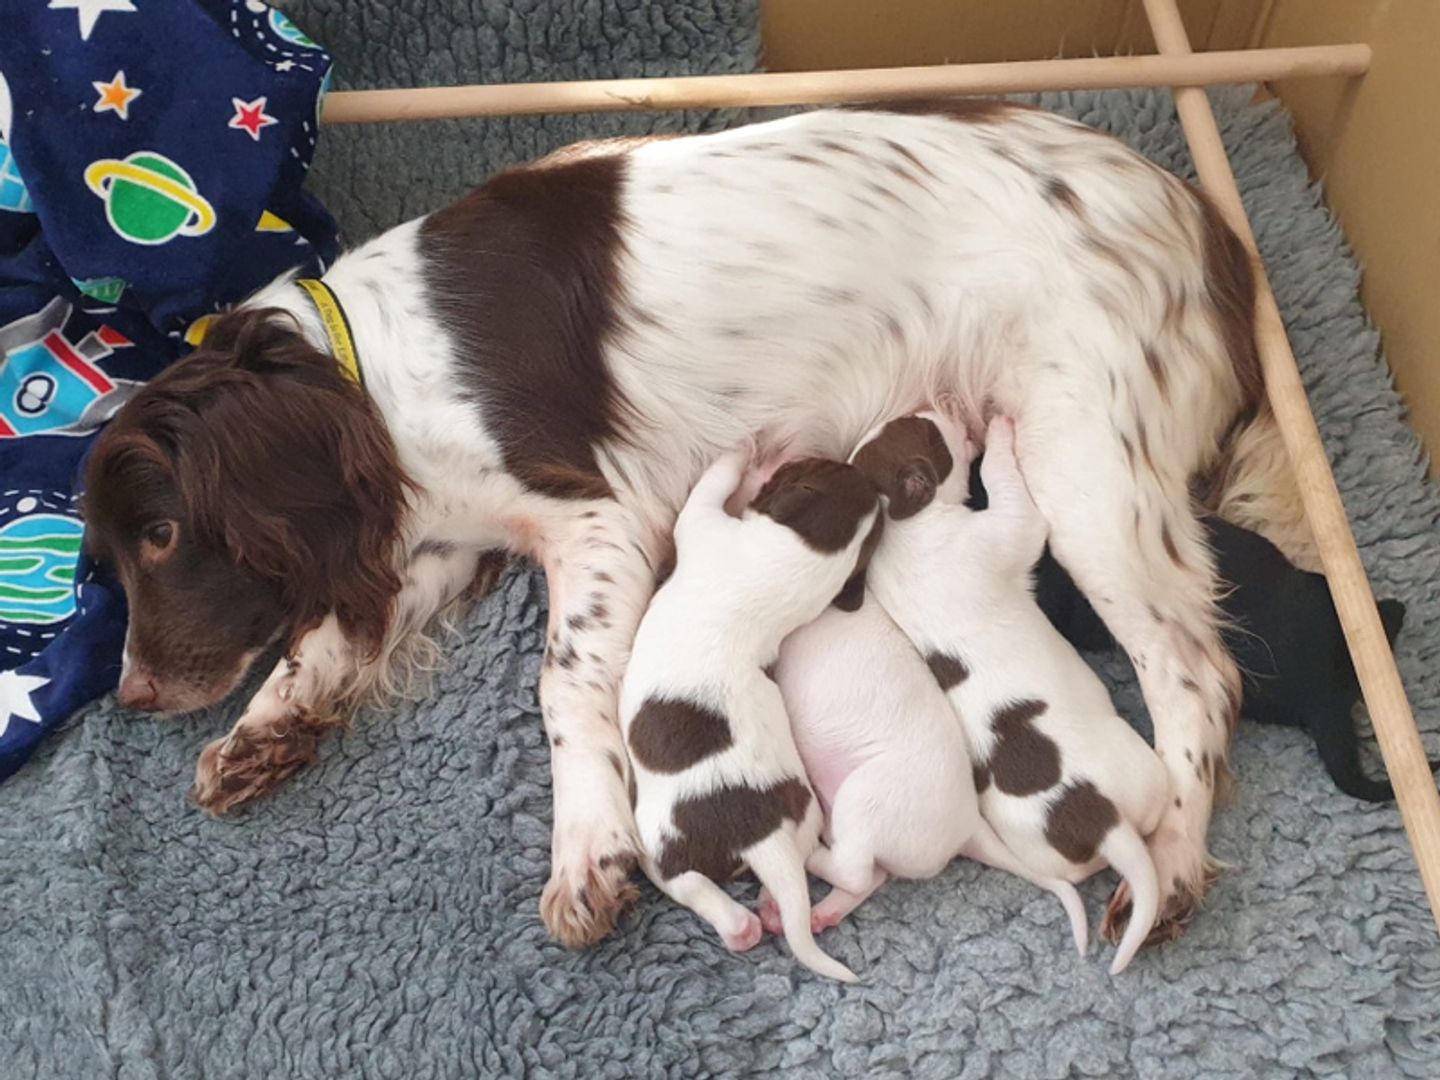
xmin=619 ymin=448 xmax=883 ymax=982
xmin=767 ymin=580 xmax=1089 ymax=953
xmin=853 ymin=412 xmax=1170 ymax=975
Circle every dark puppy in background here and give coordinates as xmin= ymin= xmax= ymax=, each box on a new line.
xmin=967 ymin=461 xmax=1428 ymax=802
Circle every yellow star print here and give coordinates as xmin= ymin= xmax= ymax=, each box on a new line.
xmin=92 ymin=71 xmax=141 ymax=121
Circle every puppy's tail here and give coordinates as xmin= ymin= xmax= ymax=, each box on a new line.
xmin=962 ymin=818 xmax=1089 ymax=957
xmin=747 ymin=835 xmax=858 ymax=983
xmin=1100 ymin=823 xmax=1159 ymax=975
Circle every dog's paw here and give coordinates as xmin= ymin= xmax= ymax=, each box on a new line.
xmin=190 ymin=707 xmax=334 ymax=814
xmin=1103 ymin=827 xmax=1220 ymax=946
xmin=541 ymin=842 xmax=640 ymax=949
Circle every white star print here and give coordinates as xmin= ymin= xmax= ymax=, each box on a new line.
xmin=48 ymin=0 xmax=137 ymax=42
xmin=0 ymin=670 xmax=49 ymax=738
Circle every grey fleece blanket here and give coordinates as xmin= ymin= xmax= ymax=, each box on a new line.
xmin=5 ymin=4 xmax=1440 ymax=1078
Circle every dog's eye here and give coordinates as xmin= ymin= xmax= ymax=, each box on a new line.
xmin=144 ymin=521 xmax=175 ymax=549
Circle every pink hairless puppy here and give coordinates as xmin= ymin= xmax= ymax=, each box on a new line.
xmin=764 ymin=569 xmax=1089 ymax=952
xmin=852 ymin=412 xmax=1170 ymax=975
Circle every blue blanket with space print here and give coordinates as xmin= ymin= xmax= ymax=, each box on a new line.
xmin=0 ymin=1 xmax=338 ymax=780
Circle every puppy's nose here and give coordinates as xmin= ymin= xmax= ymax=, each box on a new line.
xmin=117 ymin=671 xmax=160 ymax=711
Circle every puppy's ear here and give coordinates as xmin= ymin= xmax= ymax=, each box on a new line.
xmin=832 ymin=572 xmax=866 ymax=612
xmin=887 ymin=460 xmax=937 ymax=520
xmin=833 ymin=510 xmax=884 ymax=611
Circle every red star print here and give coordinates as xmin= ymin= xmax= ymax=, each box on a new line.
xmin=229 ymin=96 xmax=278 ymax=141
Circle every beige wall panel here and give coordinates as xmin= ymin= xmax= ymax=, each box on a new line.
xmin=760 ymin=2 xmax=1254 ymax=67
xmin=1263 ymin=0 xmax=1440 ymax=474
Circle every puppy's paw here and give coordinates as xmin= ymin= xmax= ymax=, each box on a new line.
xmin=190 ymin=707 xmax=335 ymax=814
xmin=757 ymin=893 xmax=784 ymax=936
xmin=723 ymin=911 xmax=764 ymax=953
xmin=541 ymin=840 xmax=640 ymax=948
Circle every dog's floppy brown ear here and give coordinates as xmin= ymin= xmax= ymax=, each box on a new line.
xmin=831 ymin=510 xmax=884 ymax=611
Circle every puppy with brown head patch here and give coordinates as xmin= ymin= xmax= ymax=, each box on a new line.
xmin=853 ymin=413 xmax=1170 ymax=975
xmin=618 ymin=447 xmax=882 ymax=982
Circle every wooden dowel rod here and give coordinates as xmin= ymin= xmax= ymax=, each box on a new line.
xmin=1142 ymin=0 xmax=1440 ymax=934
xmin=320 ymin=44 xmax=1370 ymax=124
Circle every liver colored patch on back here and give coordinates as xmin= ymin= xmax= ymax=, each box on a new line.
xmin=1043 ymin=780 xmax=1120 ymax=864
xmin=656 ymin=777 xmax=812 ymax=881
xmin=627 ymin=696 xmax=733 ymax=774
xmin=986 ymin=699 xmax=1062 ymax=796
xmin=418 ymin=152 xmax=631 ymax=500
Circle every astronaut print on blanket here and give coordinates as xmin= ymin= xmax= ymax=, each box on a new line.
xmin=0 ymin=1 xmax=338 ymax=780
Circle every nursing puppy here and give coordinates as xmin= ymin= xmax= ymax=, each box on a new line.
xmin=855 ymin=414 xmax=1169 ymax=975
xmin=770 ymin=589 xmax=1089 ymax=953
xmin=619 ymin=449 xmax=881 ymax=982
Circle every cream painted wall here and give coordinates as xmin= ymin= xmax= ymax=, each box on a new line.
xmin=761 ymin=1 xmax=1439 ymax=474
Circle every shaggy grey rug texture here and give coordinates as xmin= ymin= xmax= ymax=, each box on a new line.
xmin=4 ymin=5 xmax=1440 ymax=1079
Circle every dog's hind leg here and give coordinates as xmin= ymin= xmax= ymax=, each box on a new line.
xmin=1012 ymin=393 xmax=1239 ymax=946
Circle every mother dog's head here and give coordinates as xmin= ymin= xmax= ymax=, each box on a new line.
xmin=83 ymin=308 xmax=408 ymax=713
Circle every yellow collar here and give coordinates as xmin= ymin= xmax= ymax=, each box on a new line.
xmin=294 ymin=277 xmax=363 ymax=387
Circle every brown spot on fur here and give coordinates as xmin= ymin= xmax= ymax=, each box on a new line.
xmin=987 ymin=700 xmax=1061 ymax=797
xmin=1180 ymin=675 xmax=1200 ymax=694
xmin=1195 ymin=187 xmax=1262 ymax=415
xmin=606 ymin=749 xmax=626 ymax=781
xmin=1161 ymin=521 xmax=1184 ymax=567
xmin=750 ymin=459 xmax=879 ymax=555
xmin=762 ymin=662 xmax=777 ymax=682
xmin=925 ymin=651 xmax=969 ymax=691
xmin=420 ymin=153 xmax=631 ymax=500
xmin=882 ymin=138 xmax=939 ymax=182
xmin=656 ymin=778 xmax=811 ymax=881
xmin=1137 ymin=421 xmax=1156 ymax=474
xmin=851 ymin=417 xmax=953 ymax=520
xmin=627 ymin=697 xmax=733 ymax=774
xmin=1044 ymin=780 xmax=1120 ymax=864
xmin=1119 ymin=432 xmax=1136 ymax=470
xmin=1143 ymin=343 xmax=1169 ymax=401
xmin=1044 ymin=177 xmax=1083 ymax=214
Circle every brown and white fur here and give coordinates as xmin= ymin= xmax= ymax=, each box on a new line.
xmin=620 ymin=451 xmax=881 ymax=981
xmin=82 ymin=102 xmax=1308 ymax=950
xmin=769 ymin=578 xmax=1090 ymax=954
xmin=855 ymin=413 xmax=1171 ymax=974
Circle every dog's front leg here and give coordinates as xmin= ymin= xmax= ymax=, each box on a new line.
xmin=190 ymin=615 xmax=359 ymax=814
xmin=191 ymin=543 xmax=485 ymax=814
xmin=536 ymin=502 xmax=659 ymax=947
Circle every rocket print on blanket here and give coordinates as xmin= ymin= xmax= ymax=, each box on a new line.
xmin=0 ymin=1 xmax=340 ymax=781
